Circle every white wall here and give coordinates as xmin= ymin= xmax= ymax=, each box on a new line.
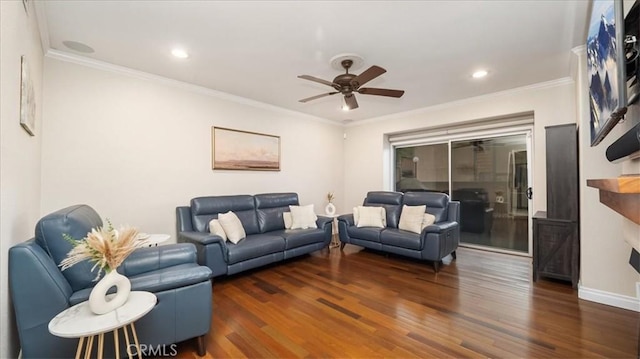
xmin=0 ymin=1 xmax=44 ymax=357
xmin=342 ymin=80 xmax=575 ymax=213
xmin=41 ymin=57 xmax=344 ymax=240
xmin=574 ymin=46 xmax=639 ymax=307
xmin=341 ymin=54 xmax=638 ymax=310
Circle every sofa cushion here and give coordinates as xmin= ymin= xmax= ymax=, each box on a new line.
xmin=363 ymin=191 xmax=403 ymax=228
xmin=402 ymin=192 xmax=450 ymax=223
xmin=289 ymin=205 xmax=318 ymax=229
xmin=270 ymin=229 xmax=326 ymax=249
xmin=226 ymin=234 xmax=286 ymax=264
xmin=380 ymin=229 xmax=422 ymax=250
xmin=218 ymin=211 xmax=246 ymax=244
xmin=191 ymin=195 xmax=260 ymax=234
xmin=255 ymin=193 xmax=299 ymax=233
xmin=347 ymin=226 xmax=384 ymax=242
xmin=398 ymin=205 xmax=426 ymax=234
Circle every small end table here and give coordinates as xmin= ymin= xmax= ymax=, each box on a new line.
xmin=49 ymin=291 xmax=157 ymax=359
xmin=138 ymin=233 xmax=170 ymax=246
xmin=321 ymin=214 xmax=341 ymax=248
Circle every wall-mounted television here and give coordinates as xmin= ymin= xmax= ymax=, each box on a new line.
xmin=587 ymin=0 xmax=629 ymax=146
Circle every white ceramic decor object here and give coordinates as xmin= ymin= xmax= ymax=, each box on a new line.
xmin=325 ymin=203 xmax=336 ymax=216
xmin=88 ymin=270 xmax=131 ymax=315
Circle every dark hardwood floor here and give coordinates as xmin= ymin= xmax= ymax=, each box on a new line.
xmin=176 ymin=245 xmax=639 ymax=358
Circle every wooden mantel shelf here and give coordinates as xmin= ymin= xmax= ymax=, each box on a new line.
xmin=587 ymin=175 xmax=640 ymax=225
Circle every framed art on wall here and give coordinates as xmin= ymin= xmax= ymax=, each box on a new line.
xmin=212 ymin=127 xmax=280 ymax=171
xmin=20 ymin=55 xmax=36 ymax=136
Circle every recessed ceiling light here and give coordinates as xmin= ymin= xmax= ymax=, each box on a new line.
xmin=171 ymin=48 xmax=189 ymax=59
xmin=472 ymin=70 xmax=488 ymax=79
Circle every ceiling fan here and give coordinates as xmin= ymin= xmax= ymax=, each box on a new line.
xmin=297 ymin=59 xmax=405 ymax=110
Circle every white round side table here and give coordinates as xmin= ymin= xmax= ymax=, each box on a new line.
xmin=138 ymin=233 xmax=170 ymax=246
xmin=49 ymin=291 xmax=157 ymax=359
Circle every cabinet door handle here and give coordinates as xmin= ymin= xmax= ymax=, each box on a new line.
xmin=526 ymin=187 xmax=533 ymax=200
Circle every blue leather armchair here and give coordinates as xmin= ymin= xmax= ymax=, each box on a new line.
xmin=9 ymin=205 xmax=213 ymax=358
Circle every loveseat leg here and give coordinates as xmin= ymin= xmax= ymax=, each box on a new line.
xmin=451 ymin=250 xmax=457 ymax=260
xmin=197 ymin=335 xmax=207 ymax=356
xmin=432 ymin=261 xmax=440 ymax=273
xmin=340 ymin=242 xmax=346 ymax=250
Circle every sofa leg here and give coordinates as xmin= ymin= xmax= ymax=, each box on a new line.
xmin=197 ymin=335 xmax=206 ymax=356
xmin=451 ymin=250 xmax=457 ymax=260
xmin=340 ymin=242 xmax=346 ymax=250
xmin=433 ymin=261 xmax=441 ymax=273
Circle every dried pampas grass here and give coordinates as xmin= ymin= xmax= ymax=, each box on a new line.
xmin=59 ymin=220 xmax=149 ymax=280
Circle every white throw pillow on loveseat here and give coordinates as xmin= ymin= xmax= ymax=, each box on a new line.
xmin=354 ymin=206 xmax=386 ymax=228
xmin=398 ymin=205 xmax=427 ymax=234
xmin=289 ymin=205 xmax=318 ymax=229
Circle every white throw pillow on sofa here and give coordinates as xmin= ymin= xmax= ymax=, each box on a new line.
xmin=355 ymin=206 xmax=386 ymax=228
xmin=208 ymin=219 xmax=227 ymax=241
xmin=217 ymin=211 xmax=246 ymax=244
xmin=422 ymin=213 xmax=436 ymax=229
xmin=399 ymin=205 xmax=426 ymax=234
xmin=289 ymin=205 xmax=318 ymax=229
xmin=283 ymin=212 xmax=293 ymax=229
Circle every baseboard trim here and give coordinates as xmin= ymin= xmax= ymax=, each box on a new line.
xmin=578 ymin=285 xmax=640 ymax=312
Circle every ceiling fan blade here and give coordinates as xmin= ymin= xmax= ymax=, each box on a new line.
xmin=358 ymin=87 xmax=405 ymax=98
xmin=344 ymin=94 xmax=359 ymax=110
xmin=297 ymin=75 xmax=337 ymax=88
xmin=350 ymin=65 xmax=386 ymax=88
xmin=299 ymin=92 xmax=338 ymax=103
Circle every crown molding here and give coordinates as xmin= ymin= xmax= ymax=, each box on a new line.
xmin=346 ymin=77 xmax=575 ymax=127
xmin=44 ymin=50 xmax=340 ymax=127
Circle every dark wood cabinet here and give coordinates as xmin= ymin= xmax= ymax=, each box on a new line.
xmin=533 ymin=124 xmax=579 ymax=288
xmin=533 ymin=211 xmax=579 ymax=287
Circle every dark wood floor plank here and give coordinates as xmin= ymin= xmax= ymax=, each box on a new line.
xmin=175 ymin=246 xmax=639 ymax=358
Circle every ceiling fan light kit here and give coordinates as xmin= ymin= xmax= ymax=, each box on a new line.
xmin=298 ymin=56 xmax=405 ymax=111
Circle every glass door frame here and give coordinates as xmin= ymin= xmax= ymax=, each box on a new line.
xmin=389 ymin=126 xmax=534 ymax=257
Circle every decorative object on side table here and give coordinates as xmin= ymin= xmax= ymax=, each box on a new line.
xmin=59 ymin=221 xmax=149 ymax=314
xmin=325 ymin=192 xmax=336 ymax=216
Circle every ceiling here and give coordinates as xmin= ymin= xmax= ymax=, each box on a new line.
xmin=35 ymin=1 xmax=590 ymax=123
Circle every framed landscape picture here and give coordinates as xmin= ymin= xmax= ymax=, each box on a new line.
xmin=20 ymin=56 xmax=36 ymax=136
xmin=212 ymin=127 xmax=280 ymax=171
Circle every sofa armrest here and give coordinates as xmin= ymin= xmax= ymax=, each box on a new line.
xmin=337 ymin=214 xmax=355 ymax=226
xmin=316 ymin=215 xmax=333 ymax=229
xmin=422 ymin=221 xmax=459 ymax=234
xmin=178 ymin=231 xmax=225 ymax=246
xmin=119 ymin=243 xmax=199 ymax=277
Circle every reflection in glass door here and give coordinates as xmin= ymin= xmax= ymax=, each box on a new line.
xmin=450 ymin=134 xmax=529 ymax=253
xmin=395 ymin=143 xmax=449 ymax=193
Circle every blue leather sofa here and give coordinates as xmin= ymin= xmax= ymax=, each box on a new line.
xmin=337 ymin=191 xmax=460 ymax=272
xmin=9 ymin=205 xmax=213 ymax=358
xmin=176 ymin=193 xmax=333 ymax=277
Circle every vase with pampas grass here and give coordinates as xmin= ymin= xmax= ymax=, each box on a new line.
xmin=325 ymin=192 xmax=336 ymax=216
xmin=60 ymin=220 xmax=148 ymax=315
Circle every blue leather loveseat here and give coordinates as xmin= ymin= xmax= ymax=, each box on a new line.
xmin=337 ymin=191 xmax=460 ymax=272
xmin=176 ymin=192 xmax=333 ymax=277
xmin=9 ymin=205 xmax=213 ymax=358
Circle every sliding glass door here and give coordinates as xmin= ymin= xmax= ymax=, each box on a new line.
xmin=394 ymin=132 xmax=531 ymax=255
xmin=450 ymin=134 xmax=529 ymax=253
